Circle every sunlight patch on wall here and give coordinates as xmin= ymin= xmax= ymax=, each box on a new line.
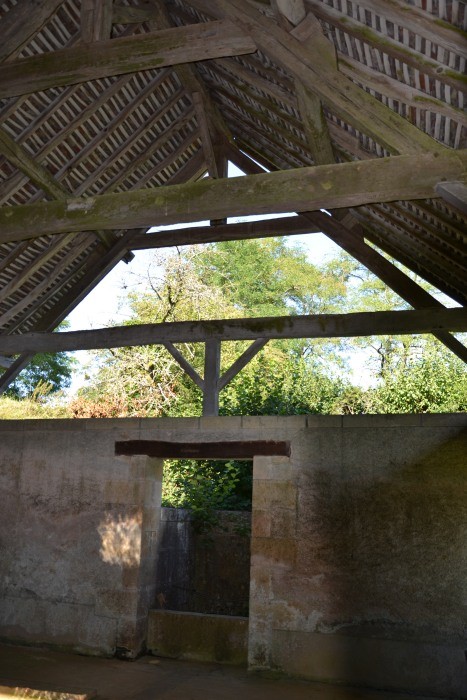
xmin=98 ymin=512 xmax=142 ymax=567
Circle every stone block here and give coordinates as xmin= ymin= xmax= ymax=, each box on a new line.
xmin=251 ymin=537 xmax=297 ymax=569
xmin=147 ymin=610 xmax=248 ymax=665
xmin=251 ymin=510 xmax=271 ymax=538
xmin=252 ymin=479 xmax=296 ymax=510
xmin=421 ymin=413 xmax=467 ymax=427
xmin=253 ymin=455 xmax=294 ymax=480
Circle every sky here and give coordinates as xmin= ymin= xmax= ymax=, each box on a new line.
xmin=64 ymin=164 xmax=371 ymax=392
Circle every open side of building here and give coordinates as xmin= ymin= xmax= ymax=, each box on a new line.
xmin=1 ymin=2 xmax=467 ymax=697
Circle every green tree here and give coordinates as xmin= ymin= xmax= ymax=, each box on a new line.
xmin=5 ymin=322 xmax=76 ymax=400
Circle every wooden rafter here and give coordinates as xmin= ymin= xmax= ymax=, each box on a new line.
xmin=226 ymin=146 xmax=467 ymax=363
xmin=188 ymin=0 xmax=441 ymax=154
xmin=338 ymin=54 xmax=466 ymax=128
xmin=1 ymin=150 xmax=465 ymax=243
xmin=306 ymin=0 xmax=466 ymax=96
xmin=0 ymin=308 xmax=465 ymax=355
xmin=130 ymin=215 xmax=321 ymax=249
xmin=0 ymin=20 xmax=256 ymax=99
xmin=435 ymin=183 xmax=467 ymax=216
xmin=81 ymin=0 xmax=113 ymax=42
xmin=272 ymin=0 xmax=306 ymax=26
xmin=0 ymin=0 xmax=64 ymax=62
xmin=142 ymin=0 xmax=233 ymax=195
xmin=0 ymin=127 xmax=115 ymax=258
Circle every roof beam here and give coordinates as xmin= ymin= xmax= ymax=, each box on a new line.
xmin=306 ymin=0 xmax=466 ymax=96
xmin=189 ymin=0 xmax=440 ymax=154
xmin=0 ymin=308 xmax=465 ymax=354
xmin=0 ymin=126 xmax=115 ymax=255
xmin=302 ymin=211 xmax=467 ymax=363
xmin=338 ymin=55 xmax=466 ymax=127
xmin=435 ymin=182 xmax=467 ymax=216
xmin=130 ymin=215 xmax=321 ymax=249
xmin=0 ymin=0 xmax=64 ymax=63
xmin=0 ymin=20 xmax=256 ymax=99
xmin=319 ymin=0 xmax=467 ymax=64
xmin=272 ymin=0 xmax=306 ymax=26
xmin=227 ymin=146 xmax=467 ymax=363
xmin=81 ymin=0 xmax=113 ymax=42
xmin=1 ymin=150 xmax=465 ymax=243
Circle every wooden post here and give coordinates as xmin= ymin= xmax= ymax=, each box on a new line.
xmin=203 ymin=339 xmax=221 ymax=416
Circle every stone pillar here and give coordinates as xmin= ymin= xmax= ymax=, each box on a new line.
xmin=97 ymin=455 xmax=163 ymax=658
xmin=248 ymin=454 xmax=296 ymax=670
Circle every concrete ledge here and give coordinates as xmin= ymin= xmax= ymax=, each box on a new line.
xmin=147 ymin=610 xmax=248 ymax=665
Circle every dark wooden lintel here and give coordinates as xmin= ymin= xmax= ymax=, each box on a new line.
xmin=115 ymin=439 xmax=291 ymax=458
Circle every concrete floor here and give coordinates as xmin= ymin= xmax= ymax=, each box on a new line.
xmin=0 ymin=644 xmax=438 ymax=700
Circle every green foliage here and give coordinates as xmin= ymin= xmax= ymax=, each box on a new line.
xmin=368 ymin=338 xmax=467 ymax=413
xmin=72 ymin=241 xmax=467 ymax=525
xmin=0 ymin=394 xmax=70 ymax=419
xmin=220 ymin=347 xmax=348 ymax=416
xmin=162 ymin=459 xmax=251 ymax=532
xmin=5 ymin=322 xmax=77 ymax=400
xmin=5 ymin=351 xmax=76 ymax=399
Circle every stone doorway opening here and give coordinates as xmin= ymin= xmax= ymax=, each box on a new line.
xmin=114 ymin=439 xmax=290 ymax=663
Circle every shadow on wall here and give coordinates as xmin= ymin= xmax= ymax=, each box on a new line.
xmin=284 ymin=426 xmax=467 ymax=696
xmin=154 ymin=508 xmax=251 ymax=617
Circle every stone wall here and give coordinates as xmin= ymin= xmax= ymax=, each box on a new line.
xmin=155 ymin=508 xmax=251 ymax=616
xmin=0 ymin=414 xmax=465 ymax=697
xmin=0 ymin=418 xmax=162 ymax=658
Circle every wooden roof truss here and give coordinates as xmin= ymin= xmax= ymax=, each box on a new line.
xmin=0 ymin=0 xmax=466 ymax=412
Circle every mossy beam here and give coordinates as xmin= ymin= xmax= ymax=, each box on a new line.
xmin=307 ymin=0 xmax=467 ymax=96
xmin=188 ymin=0 xmax=440 ymax=154
xmin=1 ymin=151 xmax=465 ymax=243
xmin=0 ymin=308 xmax=466 ymax=354
xmin=130 ymin=216 xmax=320 ymax=249
xmin=0 ymin=20 xmax=256 ymax=99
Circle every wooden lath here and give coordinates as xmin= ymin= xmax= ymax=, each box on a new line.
xmin=0 ymin=0 xmax=466 ymax=402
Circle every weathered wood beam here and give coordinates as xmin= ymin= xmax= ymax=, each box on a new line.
xmin=0 ymin=230 xmax=139 ymax=394
xmin=306 ymin=0 xmax=467 ymax=96
xmin=0 ymin=20 xmax=256 ymax=99
xmin=435 ymin=182 xmax=467 ymax=216
xmin=115 ymin=440 xmax=291 ymax=458
xmin=218 ymin=338 xmax=268 ymax=391
xmin=1 ymin=151 xmax=465 ymax=243
xmin=229 ymin=145 xmax=467 ymax=363
xmin=81 ymin=0 xmax=113 ymax=42
xmin=331 ymin=0 xmax=467 ymax=61
xmin=1 ymin=308 xmax=465 ymax=354
xmin=163 ymin=342 xmax=204 ymax=391
xmin=0 ymin=0 xmax=64 ymax=62
xmin=130 ymin=215 xmax=320 ymax=249
xmin=0 ymin=127 xmax=115 ymax=254
xmin=295 ymin=83 xmax=334 ymax=165
xmin=112 ymin=4 xmax=163 ymax=25
xmin=338 ymin=55 xmax=466 ymax=126
xmin=0 ymin=127 xmax=65 ymax=201
xmin=189 ymin=0 xmax=440 ymax=154
xmin=272 ymin=0 xmax=306 ymax=26
xmin=203 ymin=339 xmax=221 ymax=416
xmin=144 ymin=1 xmax=234 ymax=146
xmin=193 ymin=91 xmax=220 ymax=178
xmin=303 ymin=211 xmax=467 ymax=363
